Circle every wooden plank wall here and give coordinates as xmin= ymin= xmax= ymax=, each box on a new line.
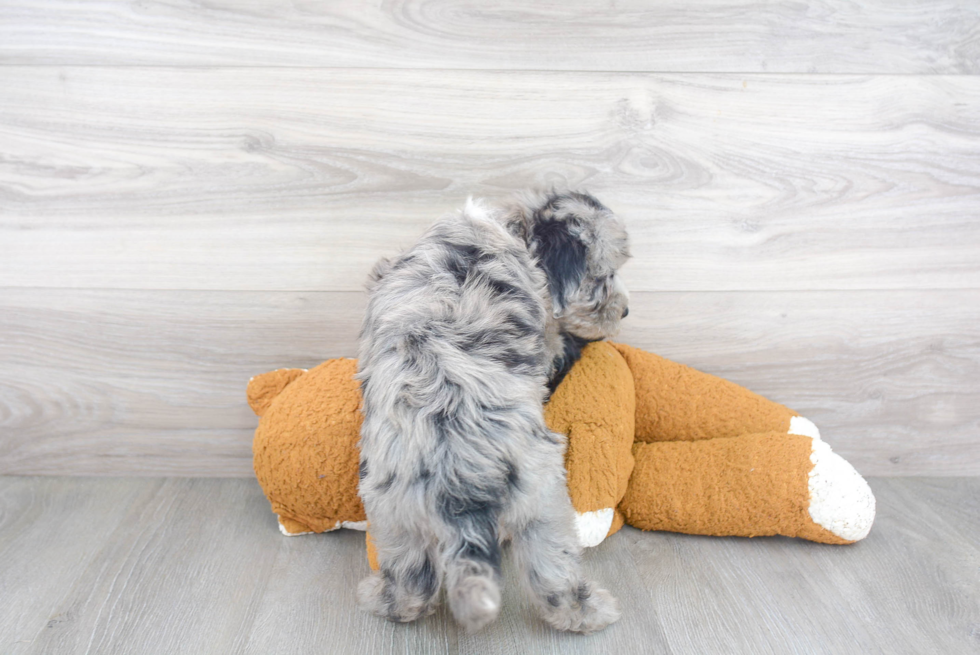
xmin=1 ymin=1 xmax=978 ymax=476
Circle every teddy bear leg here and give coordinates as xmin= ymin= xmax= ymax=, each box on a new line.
xmin=612 ymin=343 xmax=800 ymax=441
xmin=356 ymin=525 xmax=440 ymax=624
xmin=622 ymin=433 xmax=875 ymax=544
xmin=505 ymin=476 xmax=621 ymax=634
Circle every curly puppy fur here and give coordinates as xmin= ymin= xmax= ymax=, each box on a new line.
xmin=356 ymin=190 xmax=630 ymax=633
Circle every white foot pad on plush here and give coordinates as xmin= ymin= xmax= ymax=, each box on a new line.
xmin=789 ymin=415 xmax=821 ymax=439
xmin=575 ymin=508 xmax=615 ymax=548
xmin=808 ymin=438 xmax=876 ymax=541
xmin=278 ymin=519 xmax=313 ymax=537
xmin=277 ymin=518 xmax=367 ymax=536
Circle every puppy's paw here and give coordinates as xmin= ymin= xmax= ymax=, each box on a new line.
xmin=356 ymin=573 xmax=387 ymax=618
xmin=357 ymin=572 xmax=438 ymax=623
xmin=540 ymin=583 xmax=621 ymax=634
xmin=574 ymin=587 xmax=621 ymax=634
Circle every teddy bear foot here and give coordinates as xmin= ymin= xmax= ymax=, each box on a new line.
xmin=807 ymin=438 xmax=876 ymax=542
xmin=278 ymin=516 xmax=314 ymax=536
xmin=277 ymin=515 xmax=368 ymax=536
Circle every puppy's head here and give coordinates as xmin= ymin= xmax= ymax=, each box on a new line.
xmin=505 ymin=190 xmax=631 ymax=341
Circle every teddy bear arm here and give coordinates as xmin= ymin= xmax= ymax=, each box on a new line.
xmin=563 ymin=422 xmax=635 ymax=546
xmin=544 ymin=341 xmax=637 ymax=548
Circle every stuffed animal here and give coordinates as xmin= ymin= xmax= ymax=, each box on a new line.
xmin=248 ymin=342 xmax=875 ymax=569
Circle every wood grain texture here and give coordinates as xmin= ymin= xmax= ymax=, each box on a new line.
xmin=2 ymin=68 xmax=979 ymax=292
xmin=0 ymin=477 xmax=166 ymax=654
xmin=0 ymin=476 xmax=977 ymax=654
xmin=1 ymin=288 xmax=976 ymax=477
xmin=1 ymin=1 xmax=978 ymax=73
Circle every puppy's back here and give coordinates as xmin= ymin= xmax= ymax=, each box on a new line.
xmin=356 ymin=205 xmax=552 ymax=631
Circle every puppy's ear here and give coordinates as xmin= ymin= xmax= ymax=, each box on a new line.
xmin=366 ymin=256 xmax=393 ymax=291
xmin=531 ymin=219 xmax=587 ymax=317
xmin=500 ymin=203 xmax=532 ymax=243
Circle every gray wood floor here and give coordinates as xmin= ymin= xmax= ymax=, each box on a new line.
xmin=1 ymin=475 xmax=977 ymax=655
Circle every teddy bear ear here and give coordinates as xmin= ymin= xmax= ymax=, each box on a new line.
xmin=246 ymin=368 xmax=307 ymax=416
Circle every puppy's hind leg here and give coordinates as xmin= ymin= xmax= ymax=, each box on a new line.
xmin=508 ymin=472 xmax=621 ymax=634
xmin=357 ymin=527 xmax=441 ymax=623
xmin=438 ymin=499 xmax=503 ymax=633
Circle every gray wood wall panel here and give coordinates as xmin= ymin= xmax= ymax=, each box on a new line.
xmin=2 ymin=476 xmax=978 ymax=654
xmin=2 ymin=289 xmax=976 ymax=477
xmin=1 ymin=4 xmax=977 ymax=478
xmin=2 ymin=69 xmax=978 ymax=292
xmin=1 ymin=1 xmax=978 ymax=73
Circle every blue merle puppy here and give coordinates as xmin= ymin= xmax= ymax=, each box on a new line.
xmin=355 ymin=190 xmax=630 ymax=633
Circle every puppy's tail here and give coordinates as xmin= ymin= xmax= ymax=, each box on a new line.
xmin=440 ymin=508 xmax=502 ymax=633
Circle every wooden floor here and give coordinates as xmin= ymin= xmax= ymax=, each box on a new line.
xmin=1 ymin=475 xmax=976 ymax=655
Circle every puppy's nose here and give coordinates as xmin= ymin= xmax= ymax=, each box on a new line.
xmin=621 ymin=307 xmax=629 ymax=319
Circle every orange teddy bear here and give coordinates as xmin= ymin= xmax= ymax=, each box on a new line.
xmin=248 ymin=342 xmax=875 ymax=568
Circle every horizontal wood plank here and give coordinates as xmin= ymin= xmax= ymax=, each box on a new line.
xmin=0 ymin=477 xmax=169 ymax=654
xmin=1 ymin=288 xmax=976 ymax=477
xmin=0 ymin=1 xmax=978 ymax=73
xmin=2 ymin=476 xmax=978 ymax=653
xmin=626 ymin=477 xmax=980 ymax=653
xmin=7 ymin=478 xmax=285 ymax=654
xmin=2 ymin=69 xmax=979 ymax=292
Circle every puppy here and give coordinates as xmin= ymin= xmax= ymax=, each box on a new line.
xmin=356 ymin=190 xmax=630 ymax=633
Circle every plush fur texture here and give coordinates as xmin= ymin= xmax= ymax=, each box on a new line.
xmin=355 ymin=190 xmax=630 ymax=633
